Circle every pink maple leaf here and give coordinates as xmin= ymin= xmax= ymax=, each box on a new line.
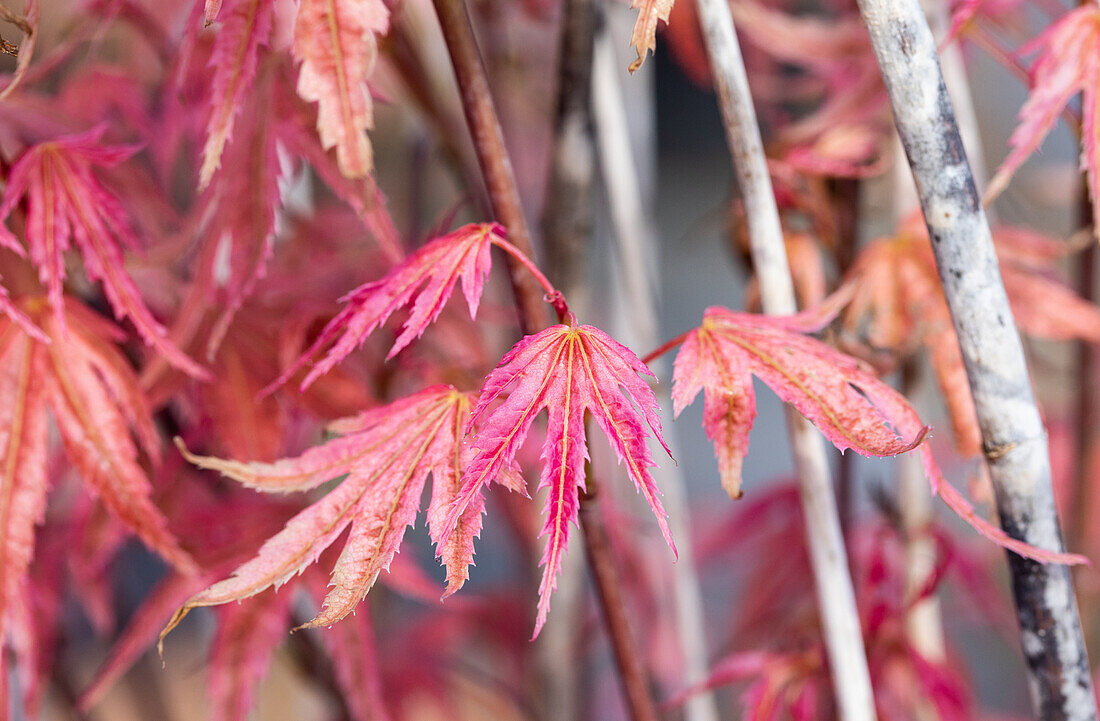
xmin=166 ymin=385 xmax=526 ymax=637
xmin=0 ymin=127 xmax=208 ymax=378
xmin=671 ymin=294 xmax=1083 ymax=566
xmin=445 ymin=323 xmax=675 ymax=637
xmin=275 ymin=222 xmax=502 ymax=391
xmin=292 ymin=0 xmax=388 ymax=178
xmin=671 ymin=292 xmax=927 ymax=500
xmin=0 ymin=297 xmax=198 ymax=671
xmin=198 ymin=0 xmax=276 ymax=188
xmin=986 ymin=5 xmax=1100 ymax=236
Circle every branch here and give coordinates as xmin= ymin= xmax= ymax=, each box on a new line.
xmin=692 ymin=1 xmax=878 ymax=720
xmin=431 ymin=3 xmax=659 ymax=719
xmin=430 ymin=0 xmax=547 ymax=334
xmin=592 ymin=24 xmax=720 ymax=721
xmin=856 ymin=1 xmax=1098 ymax=718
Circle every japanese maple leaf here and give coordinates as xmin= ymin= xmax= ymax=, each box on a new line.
xmin=444 ymin=323 xmax=674 ymax=636
xmin=0 ymin=297 xmax=197 ymax=688
xmin=671 ymin=292 xmax=927 ymax=500
xmin=0 ymin=127 xmax=207 ymax=378
xmin=292 ymin=0 xmax=388 ymax=178
xmin=198 ymin=0 xmax=276 ymax=187
xmin=986 ymin=5 xmax=1100 ymax=234
xmin=629 ymin=0 xmax=674 ymax=72
xmin=275 ymin=222 xmax=502 ymax=391
xmin=672 ymin=295 xmax=1083 ymax=566
xmin=166 ymin=385 xmax=526 ymax=635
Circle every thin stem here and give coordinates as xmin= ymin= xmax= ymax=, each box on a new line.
xmin=1070 ymin=186 xmax=1096 ymax=552
xmin=641 ymin=331 xmax=689 ymax=366
xmin=431 ymin=3 xmax=659 ymax=718
xmin=857 ymin=1 xmax=1098 ymax=718
xmin=490 ymin=237 xmax=571 ymax=321
xmin=693 ymin=1 xmax=878 ymax=720
xmin=579 ymin=476 xmax=660 ymax=721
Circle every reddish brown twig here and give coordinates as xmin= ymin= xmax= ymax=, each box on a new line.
xmin=430 ymin=2 xmax=660 ymax=719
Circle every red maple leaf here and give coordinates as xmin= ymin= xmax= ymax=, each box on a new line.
xmin=985 ymin=5 xmax=1100 ymax=235
xmin=165 ymin=385 xmax=526 ymax=637
xmin=274 ymin=222 xmax=503 ymax=391
xmin=445 ymin=323 xmax=674 ymax=636
xmin=0 ymin=127 xmax=208 ymax=378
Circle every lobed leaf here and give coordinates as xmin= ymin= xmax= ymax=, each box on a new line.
xmin=672 ymin=300 xmax=927 ymax=499
xmin=273 ymin=222 xmax=501 ymax=391
xmin=166 ymin=386 xmax=508 ymax=638
xmin=446 ymin=324 xmax=673 ymax=636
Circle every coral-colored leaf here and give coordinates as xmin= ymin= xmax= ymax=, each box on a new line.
xmin=275 ymin=222 xmax=501 ymax=391
xmin=0 ymin=128 xmax=208 ymax=378
xmin=198 ymin=0 xmax=275 ymax=188
xmin=292 ymin=0 xmax=388 ymax=178
xmin=629 ymin=0 xmax=674 ymax=72
xmin=168 ymin=386 xmax=502 ymax=635
xmin=447 ymin=324 xmax=674 ymax=637
xmin=986 ymin=5 xmax=1100 ymax=238
xmin=37 ymin=307 xmax=196 ymax=573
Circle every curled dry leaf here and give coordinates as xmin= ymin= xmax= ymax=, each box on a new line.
xmin=164 ymin=385 xmax=527 ymax=641
xmin=0 ymin=0 xmax=38 ymax=102
xmin=273 ymin=223 xmax=502 ymax=391
xmin=444 ymin=323 xmax=674 ymax=637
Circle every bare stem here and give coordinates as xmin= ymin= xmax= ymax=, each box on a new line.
xmin=857 ymin=1 xmax=1098 ymax=718
xmin=430 ymin=0 xmax=547 ymax=334
xmin=579 ymin=476 xmax=659 ymax=721
xmin=592 ymin=24 xmax=720 ymax=721
xmin=490 ymin=237 xmax=570 ymax=321
xmin=692 ymin=1 xmax=877 ymax=720
xmin=641 ymin=331 xmax=690 ymax=366
xmin=431 ymin=2 xmax=659 ymax=718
